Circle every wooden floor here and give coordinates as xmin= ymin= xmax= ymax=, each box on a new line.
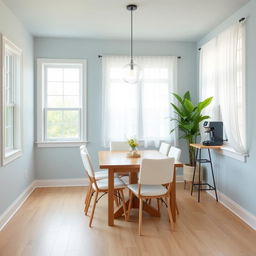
xmin=0 ymin=184 xmax=256 ymax=256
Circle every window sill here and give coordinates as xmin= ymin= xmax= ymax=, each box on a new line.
xmin=216 ymin=145 xmax=248 ymax=162
xmin=2 ymin=149 xmax=22 ymax=166
xmin=36 ymin=141 xmax=89 ymax=148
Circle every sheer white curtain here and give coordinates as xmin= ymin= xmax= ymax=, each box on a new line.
xmin=217 ymin=23 xmax=246 ymax=153
xmin=199 ymin=22 xmax=246 ymax=154
xmin=102 ymin=56 xmax=178 ymax=148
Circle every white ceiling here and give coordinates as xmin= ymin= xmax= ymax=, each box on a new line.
xmin=3 ymin=0 xmax=249 ymax=41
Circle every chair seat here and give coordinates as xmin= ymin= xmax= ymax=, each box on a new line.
xmin=94 ymin=170 xmax=108 ymax=180
xmin=128 ymin=184 xmax=168 ymax=197
xmin=120 ymin=175 xmax=129 ymax=185
xmin=93 ymin=177 xmax=125 ymax=190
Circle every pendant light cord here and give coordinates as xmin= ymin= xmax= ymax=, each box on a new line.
xmin=130 ymin=7 xmax=134 ymax=69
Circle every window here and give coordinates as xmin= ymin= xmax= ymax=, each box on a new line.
xmin=199 ymin=22 xmax=247 ymax=159
xmin=102 ymin=56 xmax=178 ymax=147
xmin=37 ymin=59 xmax=87 ymax=147
xmin=1 ymin=36 xmax=22 ymax=165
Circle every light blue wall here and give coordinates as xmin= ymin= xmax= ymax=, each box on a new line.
xmin=197 ymin=0 xmax=256 ymax=216
xmin=34 ymin=38 xmax=197 ymax=179
xmin=0 ymin=1 xmax=34 ymax=216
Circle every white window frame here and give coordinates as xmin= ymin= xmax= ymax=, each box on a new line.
xmin=0 ymin=36 xmax=23 ymax=165
xmin=36 ymin=59 xmax=87 ymax=147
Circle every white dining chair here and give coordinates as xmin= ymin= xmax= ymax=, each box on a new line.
xmin=127 ymin=158 xmax=175 ymax=235
xmin=80 ymin=145 xmax=127 ymax=227
xmin=110 ymin=141 xmax=130 ymax=186
xmin=80 ymin=145 xmax=111 ymax=215
xmin=168 ymin=146 xmax=182 ymax=161
xmin=110 ymin=141 xmax=130 ymax=151
xmin=159 ymin=142 xmax=171 ymax=156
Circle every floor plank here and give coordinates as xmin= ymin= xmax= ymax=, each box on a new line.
xmin=0 ymin=185 xmax=256 ymax=256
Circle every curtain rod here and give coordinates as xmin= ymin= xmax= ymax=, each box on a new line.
xmin=198 ymin=17 xmax=246 ymax=51
xmin=98 ymin=55 xmax=182 ymax=59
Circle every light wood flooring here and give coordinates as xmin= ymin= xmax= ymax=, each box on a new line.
xmin=0 ymin=184 xmax=256 ymax=256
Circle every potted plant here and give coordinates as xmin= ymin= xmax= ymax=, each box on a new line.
xmin=170 ymin=91 xmax=213 ymax=187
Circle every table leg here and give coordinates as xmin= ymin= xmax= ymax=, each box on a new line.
xmin=108 ymin=168 xmax=114 ymax=226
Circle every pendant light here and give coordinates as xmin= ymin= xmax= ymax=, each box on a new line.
xmin=123 ymin=4 xmax=142 ymax=84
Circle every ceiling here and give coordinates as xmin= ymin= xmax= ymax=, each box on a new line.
xmin=2 ymin=0 xmax=249 ymax=41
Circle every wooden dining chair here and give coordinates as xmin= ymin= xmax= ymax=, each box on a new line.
xmin=80 ymin=145 xmax=127 ymax=227
xmin=159 ymin=142 xmax=171 ymax=156
xmin=127 ymin=158 xmax=175 ymax=235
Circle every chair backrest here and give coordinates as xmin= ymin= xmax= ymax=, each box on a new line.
xmin=168 ymin=146 xmax=181 ymax=161
xmin=159 ymin=142 xmax=171 ymax=155
xmin=139 ymin=158 xmax=175 ymax=185
xmin=80 ymin=145 xmax=95 ymax=178
xmin=110 ymin=141 xmax=130 ymax=151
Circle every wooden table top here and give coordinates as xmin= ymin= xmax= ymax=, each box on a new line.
xmin=98 ymin=150 xmax=183 ymax=169
xmin=190 ymin=143 xmax=222 ymax=149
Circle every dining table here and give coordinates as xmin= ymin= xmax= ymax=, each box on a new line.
xmin=98 ymin=150 xmax=183 ymax=226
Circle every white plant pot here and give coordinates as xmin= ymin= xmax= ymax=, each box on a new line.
xmin=183 ymin=164 xmax=203 ymax=182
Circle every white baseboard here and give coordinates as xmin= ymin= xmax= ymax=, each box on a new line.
xmin=34 ymin=178 xmax=88 ymax=187
xmin=207 ymin=190 xmax=256 ymax=230
xmin=0 ymin=181 xmax=36 ymax=231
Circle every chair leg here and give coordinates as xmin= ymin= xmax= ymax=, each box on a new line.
xmin=184 ymin=180 xmax=186 ymax=189
xmin=89 ymin=191 xmax=98 ymax=227
xmin=139 ymin=198 xmax=143 ymax=236
xmin=176 ymin=202 xmax=180 ymax=215
xmin=127 ymin=191 xmax=133 ymax=221
xmin=157 ymin=198 xmax=161 ymax=216
xmin=84 ymin=184 xmax=92 ymax=214
xmin=85 ymin=187 xmax=93 ymax=215
xmin=114 ymin=192 xmax=119 ymax=207
xmin=120 ymin=189 xmax=127 ymax=221
xmin=167 ymin=197 xmax=173 ymax=230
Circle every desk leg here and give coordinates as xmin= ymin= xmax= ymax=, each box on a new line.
xmin=208 ymin=149 xmax=218 ymax=202
xmin=170 ymin=167 xmax=176 ymax=222
xmin=191 ymin=148 xmax=199 ymax=196
xmin=108 ymin=168 xmax=114 ymax=226
xmin=198 ymin=149 xmax=202 ymax=202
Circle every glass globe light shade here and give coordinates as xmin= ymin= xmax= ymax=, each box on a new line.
xmin=123 ymin=62 xmax=142 ymax=84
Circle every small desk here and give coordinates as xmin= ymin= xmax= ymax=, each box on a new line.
xmin=98 ymin=150 xmax=183 ymax=226
xmin=190 ymin=144 xmax=221 ymax=202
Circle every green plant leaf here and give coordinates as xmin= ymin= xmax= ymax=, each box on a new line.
xmin=170 ymin=103 xmax=185 ymax=117
xmin=183 ymin=99 xmax=194 ymax=113
xmin=197 ymin=97 xmax=213 ymax=112
xmin=172 ymin=93 xmax=183 ymax=104
xmin=184 ymin=91 xmax=191 ymax=101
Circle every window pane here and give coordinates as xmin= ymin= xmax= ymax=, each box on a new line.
xmin=64 ymin=82 xmax=79 ymax=95
xmin=5 ymin=105 xmax=14 ymax=150
xmin=47 ymin=68 xmax=63 ymax=82
xmin=5 ymin=55 xmax=14 ymax=104
xmin=47 ymin=82 xmax=63 ymax=95
xmin=63 ymin=96 xmax=79 ymax=107
xmin=64 ymin=68 xmax=79 ymax=82
xmin=47 ymin=110 xmax=80 ymax=139
xmin=47 ymin=96 xmax=63 ymax=107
